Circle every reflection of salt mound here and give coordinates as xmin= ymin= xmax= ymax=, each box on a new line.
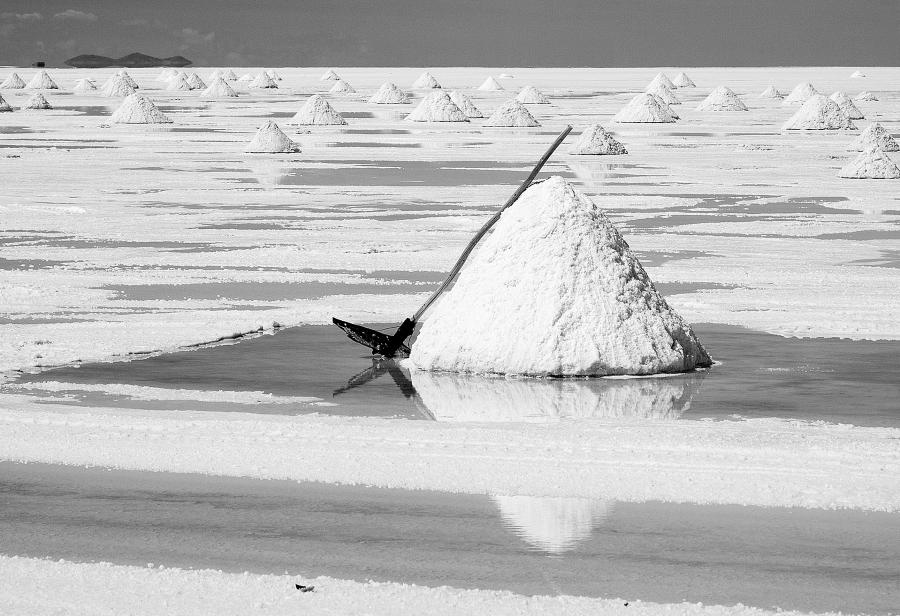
xmin=516 ymin=85 xmax=550 ymax=104
xmin=492 ymin=496 xmax=612 ymax=554
xmin=484 ymin=100 xmax=540 ymax=127
xmin=759 ymin=85 xmax=783 ymax=99
xmin=412 ymin=71 xmax=441 ymax=89
xmin=613 ymin=93 xmax=677 ymax=123
xmin=782 ymin=94 xmax=856 ymax=130
xmin=200 ymin=77 xmax=238 ymax=98
xmin=569 ymin=124 xmax=627 ymax=155
xmin=186 ymin=73 xmax=206 ymax=90
xmin=672 ymin=72 xmax=695 ymax=88
xmin=829 ymin=91 xmax=864 ymax=120
xmin=26 ymin=70 xmax=59 ymax=89
xmin=167 ymin=74 xmax=192 ymax=91
xmin=1 ymin=72 xmax=26 ymax=89
xmin=73 ymin=78 xmax=97 ymax=93
xmin=695 ymin=86 xmax=748 ymax=111
xmin=838 ymin=147 xmax=900 ymax=179
xmin=645 ymin=82 xmax=679 ymax=105
xmin=850 ymin=123 xmax=899 ymax=152
xmin=320 ymin=69 xmax=341 ymax=81
xmin=111 ymin=94 xmax=172 ymax=124
xmin=368 ymin=82 xmax=409 ymax=104
xmin=783 ymin=82 xmax=818 ymax=105
xmin=223 ymin=69 xmax=238 ymax=81
xmin=449 ymin=90 xmax=483 ymax=118
xmin=850 ymin=70 xmax=865 ymax=78
xmin=292 ymin=94 xmax=347 ymax=125
xmin=647 ymin=72 xmax=675 ymax=90
xmin=0 ymin=94 xmax=12 ymax=112
xmin=117 ymin=70 xmax=138 ymax=89
xmin=406 ymin=91 xmax=468 ymax=122
xmin=101 ymin=73 xmax=136 ymax=97
xmin=855 ymin=91 xmax=877 ymax=102
xmin=249 ymin=72 xmax=277 ymax=89
xmin=246 ymin=120 xmax=299 ymax=153
xmin=410 ymin=176 xmax=710 ymax=376
xmin=22 ymin=93 xmax=51 ymax=109
xmin=329 ymin=79 xmax=356 ymax=94
xmin=478 ymin=76 xmax=504 ymax=91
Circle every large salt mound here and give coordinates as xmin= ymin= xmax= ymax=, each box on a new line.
xmin=569 ymin=124 xmax=627 ymax=155
xmin=856 ymin=91 xmax=878 ymax=102
xmin=759 ymin=85 xmax=783 ymax=99
xmin=246 ymin=120 xmax=299 ymax=153
xmin=782 ymin=94 xmax=856 ymax=130
xmin=248 ymin=72 xmax=277 ymax=89
xmin=101 ymin=74 xmax=136 ymax=98
xmin=110 ymin=94 xmax=172 ymax=124
xmin=368 ymin=82 xmax=409 ymax=104
xmin=167 ymin=74 xmax=192 ymax=91
xmin=186 ymin=73 xmax=206 ymax=90
xmin=838 ymin=146 xmax=900 ymax=179
xmin=783 ymin=82 xmax=818 ymax=105
xmin=73 ymin=78 xmax=97 ymax=93
xmin=329 ymin=79 xmax=356 ymax=94
xmin=0 ymin=72 xmax=25 ymax=89
xmin=406 ymin=91 xmax=468 ymax=122
xmin=645 ymin=82 xmax=680 ymax=105
xmin=830 ymin=91 xmax=865 ymax=120
xmin=647 ymin=72 xmax=675 ymax=91
xmin=292 ymin=94 xmax=347 ymax=125
xmin=200 ymin=77 xmax=238 ymax=98
xmin=0 ymin=94 xmax=12 ymax=112
xmin=695 ymin=85 xmax=748 ymax=111
xmin=22 ymin=93 xmax=51 ymax=110
xmin=410 ymin=176 xmax=710 ymax=376
xmin=850 ymin=123 xmax=899 ymax=152
xmin=515 ymin=85 xmax=550 ymax=104
xmin=320 ymin=69 xmax=341 ymax=81
xmin=117 ymin=70 xmax=138 ymax=89
xmin=478 ymin=76 xmax=504 ymax=91
xmin=613 ymin=93 xmax=677 ymax=123
xmin=412 ymin=71 xmax=441 ymax=89
xmin=672 ymin=72 xmax=696 ymax=88
xmin=483 ymin=100 xmax=540 ymax=127
xmin=449 ymin=90 xmax=483 ymax=118
xmin=223 ymin=69 xmax=238 ymax=81
xmin=25 ymin=70 xmax=58 ymax=90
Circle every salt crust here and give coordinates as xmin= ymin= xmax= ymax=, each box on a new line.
xmin=249 ymin=72 xmax=277 ymax=89
xmin=449 ymin=90 xmax=483 ymax=118
xmin=320 ymin=69 xmax=341 ymax=81
xmin=10 ymin=381 xmax=320 ymax=404
xmin=410 ymin=176 xmax=709 ymax=376
xmin=759 ymin=85 xmax=783 ymax=98
xmin=569 ymin=124 xmax=627 ymax=155
xmin=368 ymin=82 xmax=410 ymax=104
xmin=515 ymin=85 xmax=550 ymax=104
xmin=483 ymin=99 xmax=539 ymax=127
xmin=0 ymin=72 xmax=25 ymax=89
xmin=782 ymin=94 xmax=856 ymax=130
xmin=110 ymin=94 xmax=172 ymax=124
xmin=849 ymin=123 xmax=899 ymax=152
xmin=783 ymin=82 xmax=817 ymax=105
xmin=838 ymin=146 xmax=900 ymax=179
xmin=292 ymin=94 xmax=347 ymax=125
xmin=200 ymin=77 xmax=238 ymax=98
xmin=25 ymin=70 xmax=58 ymax=89
xmin=613 ymin=93 xmax=676 ymax=123
xmin=412 ymin=71 xmax=441 ymax=89
xmin=672 ymin=72 xmax=695 ymax=87
xmin=101 ymin=73 xmax=136 ymax=98
xmin=829 ymin=91 xmax=864 ymax=120
xmin=22 ymin=93 xmax=51 ymax=109
xmin=478 ymin=76 xmax=504 ymax=91
xmin=329 ymin=79 xmax=356 ymax=94
xmin=406 ymin=91 xmax=468 ymax=122
xmin=245 ymin=120 xmax=299 ymax=153
xmin=645 ymin=82 xmax=680 ymax=105
xmin=696 ymin=86 xmax=748 ymax=111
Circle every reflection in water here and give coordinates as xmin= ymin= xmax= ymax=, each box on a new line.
xmin=492 ymin=495 xmax=613 ymax=554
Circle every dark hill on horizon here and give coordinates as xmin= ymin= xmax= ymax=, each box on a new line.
xmin=64 ymin=52 xmax=192 ymax=68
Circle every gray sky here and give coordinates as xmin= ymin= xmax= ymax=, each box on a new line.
xmin=1 ymin=0 xmax=898 ymax=68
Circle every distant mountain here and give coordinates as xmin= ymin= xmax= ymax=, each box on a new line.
xmin=64 ymin=52 xmax=192 ymax=68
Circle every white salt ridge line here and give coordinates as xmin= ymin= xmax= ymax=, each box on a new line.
xmin=7 ymin=382 xmax=329 ymax=406
xmin=0 ymin=556 xmax=857 ymax=616
xmin=1 ymin=402 xmax=897 ymax=511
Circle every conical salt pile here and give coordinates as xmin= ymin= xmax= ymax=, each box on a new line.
xmin=478 ymin=76 xmax=504 ymax=91
xmin=167 ymin=73 xmax=192 ymax=91
xmin=569 ymin=124 xmax=627 ymax=155
xmin=292 ymin=94 xmax=347 ymax=125
xmin=117 ymin=70 xmax=138 ymax=89
xmin=449 ymin=90 xmax=483 ymax=118
xmin=613 ymin=93 xmax=677 ymax=123
xmin=73 ymin=78 xmax=97 ymax=93
xmin=1 ymin=72 xmax=26 ymax=89
xmin=101 ymin=73 xmax=136 ymax=97
xmin=110 ymin=94 xmax=172 ymax=124
xmin=246 ymin=120 xmax=299 ymax=153
xmin=645 ymin=82 xmax=680 ymax=105
xmin=329 ymin=79 xmax=356 ymax=94
xmin=515 ymin=85 xmax=550 ymax=104
xmin=850 ymin=70 xmax=866 ymax=78
xmin=249 ymin=72 xmax=277 ymax=89
xmin=405 ymin=91 xmax=468 ymax=122
xmin=22 ymin=93 xmax=52 ymax=109
xmin=223 ymin=69 xmax=238 ymax=81
xmin=412 ymin=71 xmax=441 ymax=89
xmin=760 ymin=85 xmax=783 ymax=99
xmin=829 ymin=91 xmax=864 ymax=120
xmin=838 ymin=146 xmax=900 ymax=179
xmin=0 ymin=94 xmax=12 ymax=113
xmin=672 ymin=72 xmax=695 ymax=88
xmin=783 ymin=82 xmax=818 ymax=105
xmin=320 ymin=69 xmax=341 ymax=81
xmin=368 ymin=82 xmax=409 ymax=104
xmin=410 ymin=176 xmax=711 ymax=376
xmin=650 ymin=94 xmax=680 ymax=118
xmin=483 ymin=100 xmax=540 ymax=127
xmin=695 ymin=86 xmax=748 ymax=111
xmin=782 ymin=94 xmax=856 ymax=130
xmin=849 ymin=123 xmax=899 ymax=152
xmin=266 ymin=70 xmax=283 ymax=81
xmin=25 ymin=70 xmax=59 ymax=89
xmin=647 ymin=72 xmax=675 ymax=91
xmin=186 ymin=73 xmax=206 ymax=90
xmin=856 ymin=91 xmax=878 ymax=102
xmin=200 ymin=77 xmax=238 ymax=98
xmin=237 ymin=73 xmax=253 ymax=82
xmin=156 ymin=68 xmax=177 ymax=82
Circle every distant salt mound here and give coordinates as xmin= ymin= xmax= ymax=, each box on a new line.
xmin=696 ymin=86 xmax=748 ymax=111
xmin=223 ymin=69 xmax=238 ymax=81
xmin=25 ymin=70 xmax=59 ymax=90
xmin=207 ymin=70 xmax=221 ymax=81
xmin=478 ymin=76 xmax=504 ymax=91
xmin=1 ymin=72 xmax=26 ymax=89
xmin=855 ymin=91 xmax=878 ymax=102
xmin=782 ymin=94 xmax=856 ymax=130
xmin=186 ymin=73 xmax=206 ymax=90
xmin=156 ymin=68 xmax=177 ymax=82
xmin=613 ymin=93 xmax=677 ymax=123
xmin=320 ymin=69 xmax=341 ymax=81
xmin=760 ymin=85 xmax=783 ymax=99
xmin=249 ymin=72 xmax=277 ymax=89
xmin=849 ymin=123 xmax=899 ymax=152
xmin=410 ymin=176 xmax=710 ymax=376
xmin=672 ymin=72 xmax=695 ymax=88
xmin=449 ymin=90 xmax=483 ymax=118
xmin=200 ymin=77 xmax=238 ymax=98
xmin=645 ymin=82 xmax=679 ymax=105
xmin=499 ymin=73 xmax=514 ymax=79
xmin=266 ymin=70 xmax=283 ymax=81
xmin=412 ymin=71 xmax=441 ymax=89
xmin=237 ymin=73 xmax=253 ymax=82
xmin=73 ymin=78 xmax=97 ymax=93
xmin=111 ymin=94 xmax=172 ymax=124
xmin=167 ymin=74 xmax=192 ymax=91
xmin=0 ymin=94 xmax=12 ymax=112
xmin=292 ymin=94 xmax=347 ymax=125
xmin=830 ymin=91 xmax=864 ymax=120
xmin=246 ymin=120 xmax=299 ymax=153
xmin=117 ymin=70 xmax=138 ymax=89
xmin=101 ymin=73 xmax=136 ymax=97
xmin=22 ymin=93 xmax=52 ymax=110
xmin=647 ymin=72 xmax=675 ymax=91
xmin=484 ymin=100 xmax=540 ymax=127
xmin=516 ymin=85 xmax=550 ymax=104
xmin=368 ymin=82 xmax=409 ymax=104
xmin=783 ymin=82 xmax=818 ymax=105
xmin=569 ymin=124 xmax=627 ymax=155
xmin=838 ymin=146 xmax=900 ymax=179
xmin=406 ymin=91 xmax=468 ymax=122
xmin=329 ymin=79 xmax=356 ymax=94
xmin=850 ymin=70 xmax=866 ymax=78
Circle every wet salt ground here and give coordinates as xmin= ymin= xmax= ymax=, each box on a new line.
xmin=13 ymin=323 xmax=900 ymax=427
xmin=2 ymin=462 xmax=897 ymax=615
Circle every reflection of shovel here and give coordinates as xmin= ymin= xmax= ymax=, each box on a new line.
xmin=332 ymin=357 xmax=416 ymax=399
xmin=333 ymin=125 xmax=573 ymax=358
